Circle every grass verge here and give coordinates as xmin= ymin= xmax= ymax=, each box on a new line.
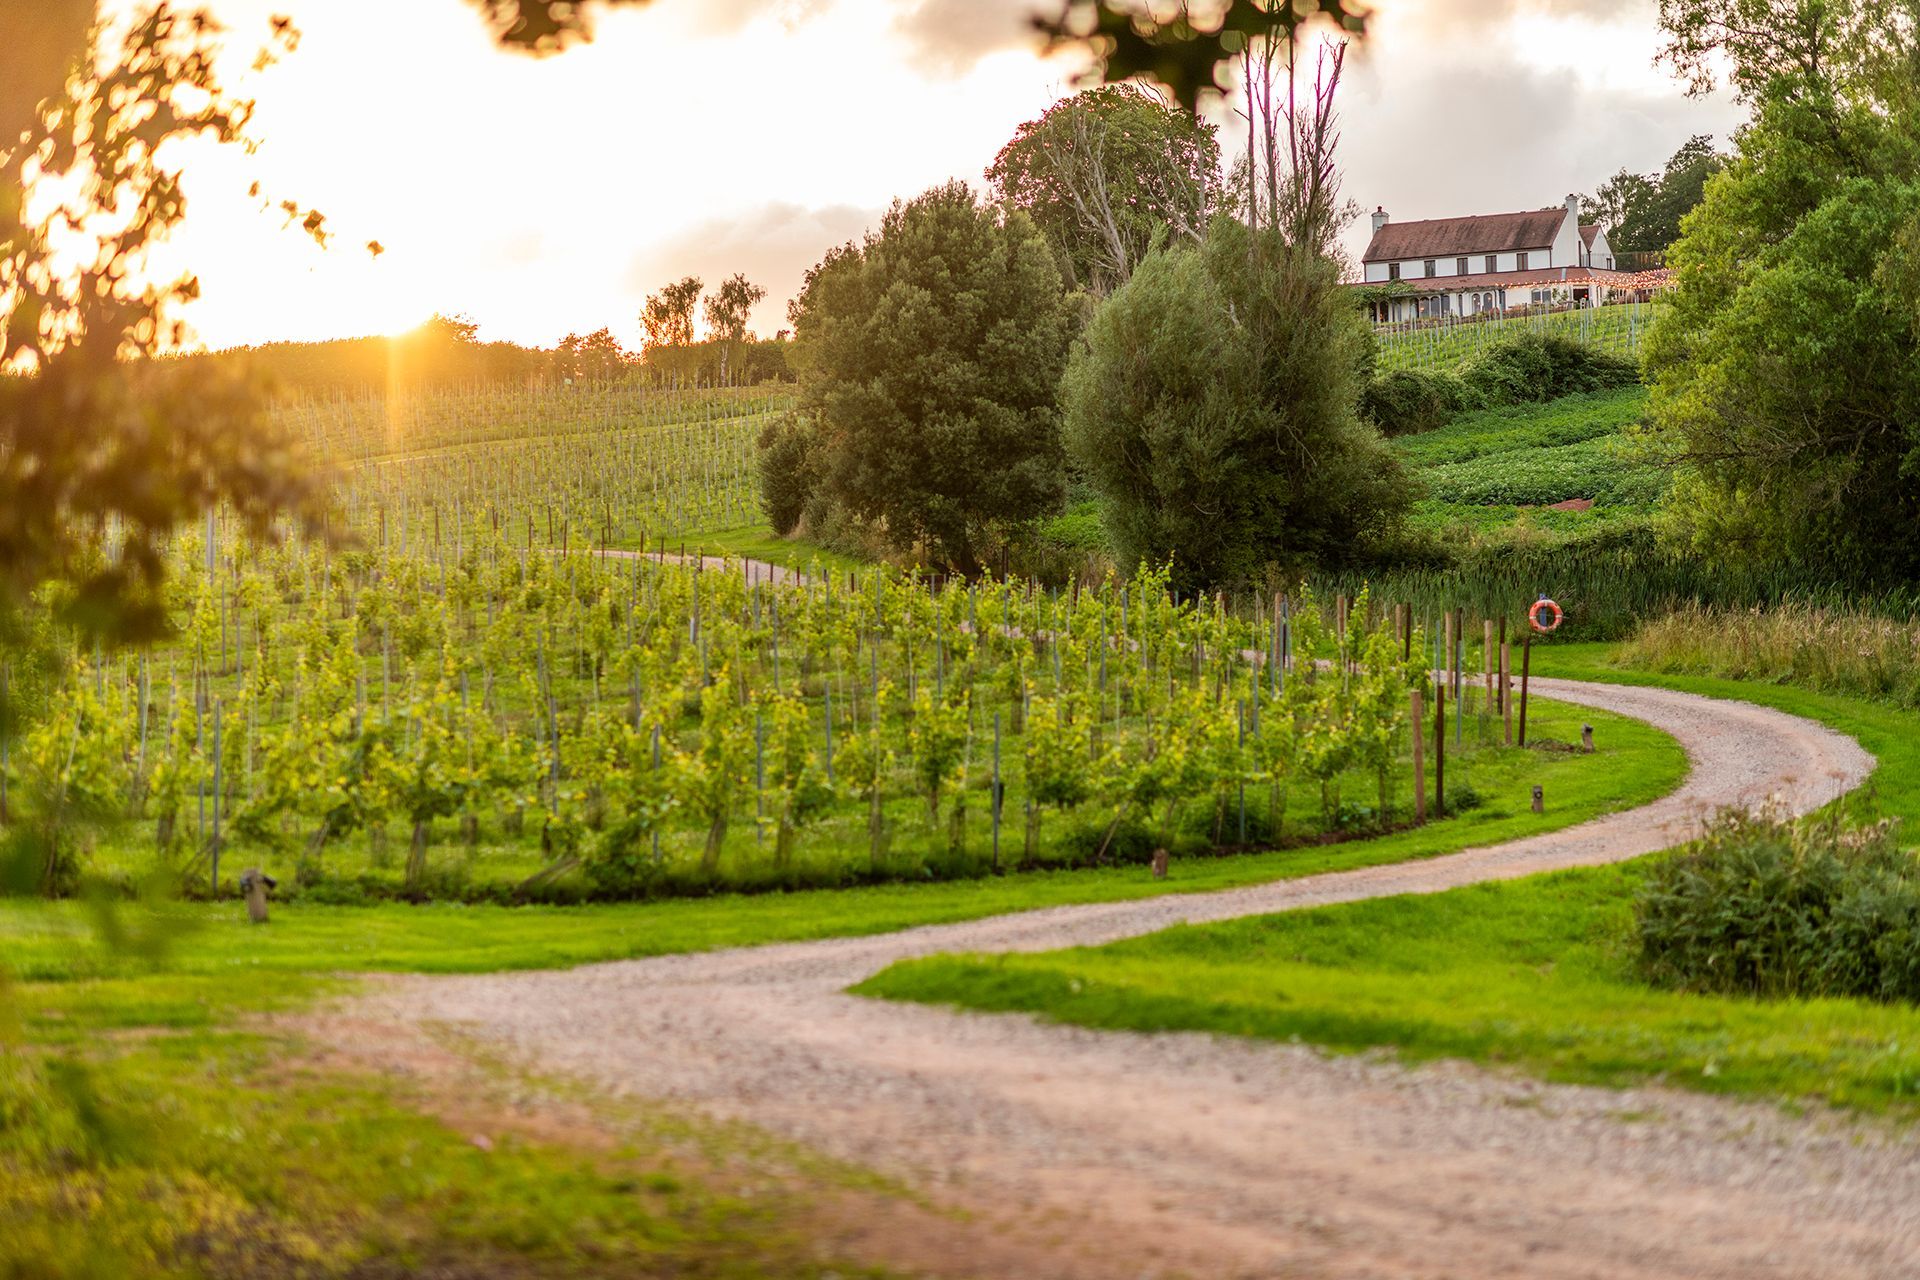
xmin=857 ymin=647 xmax=1920 ymax=1118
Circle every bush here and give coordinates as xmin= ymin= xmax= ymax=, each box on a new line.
xmin=756 ymin=416 xmax=817 ymax=536
xmin=1062 ymin=222 xmax=1414 ymax=589
xmin=1634 ymin=807 xmax=1920 ymax=1003
xmin=1361 ymin=333 xmax=1639 ymax=437
xmin=1360 ymin=369 xmax=1472 ymax=437
xmin=1460 ymin=332 xmax=1639 ymax=406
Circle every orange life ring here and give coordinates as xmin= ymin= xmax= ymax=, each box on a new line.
xmin=1529 ymin=598 xmax=1563 ymax=633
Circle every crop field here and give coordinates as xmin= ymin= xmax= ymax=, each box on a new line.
xmin=1392 ymin=387 xmax=1665 ymax=539
xmin=279 ymin=381 xmax=788 ymax=548
xmin=11 ymin=517 xmax=1601 ymax=904
xmin=1372 ymin=300 xmax=1666 ymax=373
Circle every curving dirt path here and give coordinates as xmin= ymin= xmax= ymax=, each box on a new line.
xmin=342 ymin=679 xmax=1918 ymax=1280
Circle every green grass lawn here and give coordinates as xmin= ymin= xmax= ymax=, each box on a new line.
xmin=858 ymin=647 xmax=1920 ymax=1118
xmin=2 ymin=968 xmax=900 ymax=1279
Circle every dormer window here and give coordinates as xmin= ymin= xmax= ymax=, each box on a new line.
xmin=1484 ymin=255 xmax=1498 ymax=273
xmin=1516 ymin=251 xmax=1530 ymax=270
xmin=1388 ymin=262 xmax=1400 ymax=281
xmin=1423 ymin=259 xmax=1437 ymax=278
xmin=1457 ymin=257 xmax=1470 ymax=275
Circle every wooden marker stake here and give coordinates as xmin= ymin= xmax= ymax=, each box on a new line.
xmin=1410 ymin=689 xmax=1426 ymax=824
xmin=1517 ymin=631 xmax=1534 ymax=747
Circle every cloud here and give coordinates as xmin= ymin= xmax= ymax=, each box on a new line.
xmin=622 ymin=201 xmax=882 ymax=337
xmin=678 ymin=0 xmax=838 ymax=38
xmin=891 ymin=0 xmax=1041 ymax=76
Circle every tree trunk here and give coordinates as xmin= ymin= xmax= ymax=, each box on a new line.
xmin=406 ymin=818 xmax=429 ymax=891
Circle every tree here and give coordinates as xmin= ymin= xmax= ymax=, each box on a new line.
xmin=1583 ymin=135 xmax=1728 ymax=255
xmin=555 ymin=326 xmax=630 ymax=381
xmin=778 ymin=181 xmax=1077 ymax=573
xmin=0 ymin=7 xmax=333 ymax=653
xmin=702 ymin=273 xmax=766 ymax=384
xmin=1060 ymin=36 xmax=1411 ymax=590
xmin=640 ymin=275 xmax=702 ymax=350
xmin=701 ymin=273 xmax=766 ymax=342
xmin=1643 ymin=0 xmax=1920 ymax=578
xmin=987 ymin=85 xmax=1221 ymax=293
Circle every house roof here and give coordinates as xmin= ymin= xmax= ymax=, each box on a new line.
xmin=1362 ymin=207 xmax=1566 ymax=262
xmin=1349 ymin=266 xmax=1638 ymax=295
xmin=1579 ymin=223 xmax=1601 ymax=248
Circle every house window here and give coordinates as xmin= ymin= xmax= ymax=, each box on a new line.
xmin=1423 ymin=259 xmax=1437 ymax=278
xmin=1484 ymin=255 xmax=1498 ymax=273
xmin=1606 ymin=256 xmax=1614 ymax=270
xmin=1516 ymin=251 xmax=1530 ymax=270
xmin=1456 ymin=257 xmax=1470 ymax=276
xmin=1387 ymin=262 xmax=1400 ymax=281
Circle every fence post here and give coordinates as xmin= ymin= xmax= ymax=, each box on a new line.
xmin=1502 ymin=641 xmax=1514 ymax=745
xmin=1433 ymin=685 xmax=1446 ymax=818
xmin=991 ymin=712 xmax=1003 ymax=874
xmin=1410 ymin=689 xmax=1425 ymax=824
xmin=1518 ymin=632 xmax=1534 ymax=747
xmin=210 ymin=700 xmax=223 ymax=893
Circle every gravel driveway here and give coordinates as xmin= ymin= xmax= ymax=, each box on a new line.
xmin=348 ymin=678 xmax=1912 ymax=1279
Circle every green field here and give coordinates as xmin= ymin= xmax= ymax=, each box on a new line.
xmin=1373 ymin=302 xmax=1667 ymax=374
xmin=1394 ymin=386 xmax=1663 ymax=542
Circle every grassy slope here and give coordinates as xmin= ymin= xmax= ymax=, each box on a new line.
xmin=858 ymin=646 xmax=1920 ymax=1116
xmin=4 ymin=698 xmax=1681 ymax=982
xmin=1396 ymin=387 xmax=1662 ymax=541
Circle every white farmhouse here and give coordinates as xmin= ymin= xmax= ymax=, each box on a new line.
xmin=1356 ymin=194 xmax=1637 ymax=322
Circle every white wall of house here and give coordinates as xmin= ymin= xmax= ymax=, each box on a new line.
xmin=1550 ymin=196 xmax=1582 ymax=268
xmin=1585 ymin=225 xmax=1615 ymax=270
xmin=1363 ymin=246 xmax=1555 ymax=282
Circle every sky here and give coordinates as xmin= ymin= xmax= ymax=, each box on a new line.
xmin=151 ymin=0 xmax=1747 ymax=352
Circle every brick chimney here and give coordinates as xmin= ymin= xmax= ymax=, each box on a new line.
xmin=1371 ymin=206 xmax=1389 ymax=233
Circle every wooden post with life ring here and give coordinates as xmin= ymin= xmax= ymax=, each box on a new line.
xmin=1518 ymin=596 xmax=1563 ymax=747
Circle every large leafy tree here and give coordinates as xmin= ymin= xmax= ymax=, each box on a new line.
xmin=988 ymin=85 xmax=1221 ymax=293
xmin=1645 ymin=0 xmax=1920 ymax=577
xmin=783 ymin=181 xmax=1076 ymax=572
xmin=640 ymin=275 xmax=702 ymax=350
xmin=1061 ymin=40 xmax=1410 ymax=590
xmin=1584 ymin=134 xmax=1728 ymax=256
xmin=1 ymin=6 xmax=333 ymax=652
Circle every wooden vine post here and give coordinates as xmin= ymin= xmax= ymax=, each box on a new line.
xmin=1433 ymin=683 xmax=1446 ymax=818
xmin=1410 ymin=688 xmax=1425 ymax=824
xmin=1501 ymin=640 xmax=1513 ymax=745
xmin=1517 ymin=630 xmax=1534 ymax=747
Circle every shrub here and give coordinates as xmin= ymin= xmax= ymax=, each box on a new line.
xmin=755 ymin=415 xmax=817 ymax=536
xmin=1062 ymin=222 xmax=1414 ymax=589
xmin=1360 ymin=369 xmax=1473 ymax=437
xmin=1634 ymin=807 xmax=1920 ymax=1003
xmin=1460 ymin=332 xmax=1639 ymax=406
xmin=1360 ymin=333 xmax=1638 ymax=437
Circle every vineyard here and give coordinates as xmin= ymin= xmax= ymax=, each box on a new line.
xmin=279 ymin=381 xmax=786 ymax=548
xmin=1373 ymin=301 xmax=1667 ymax=373
xmin=7 ymin=514 xmax=1567 ymax=903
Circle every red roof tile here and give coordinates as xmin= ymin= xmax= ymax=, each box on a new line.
xmin=1362 ymin=208 xmax=1566 ymax=262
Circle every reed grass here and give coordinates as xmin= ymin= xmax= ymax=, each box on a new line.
xmin=1619 ymin=602 xmax=1920 ymax=707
